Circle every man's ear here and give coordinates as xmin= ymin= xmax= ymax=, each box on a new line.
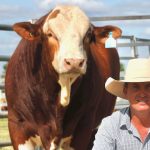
xmin=93 ymin=25 xmax=122 ymax=44
xmin=13 ymin=22 xmax=41 ymax=41
xmin=123 ymin=85 xmax=127 ymax=95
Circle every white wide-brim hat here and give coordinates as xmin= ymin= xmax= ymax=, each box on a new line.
xmin=105 ymin=58 xmax=150 ymax=99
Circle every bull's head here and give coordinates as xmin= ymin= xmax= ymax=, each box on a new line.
xmin=13 ymin=5 xmax=121 ymax=107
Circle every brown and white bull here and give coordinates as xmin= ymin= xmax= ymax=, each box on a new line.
xmin=5 ymin=5 xmax=122 ymax=150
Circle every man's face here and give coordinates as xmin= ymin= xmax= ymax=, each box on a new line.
xmin=123 ymin=82 xmax=150 ymax=112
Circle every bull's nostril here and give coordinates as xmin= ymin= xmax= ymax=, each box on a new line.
xmin=66 ymin=61 xmax=71 ymax=65
xmin=64 ymin=58 xmax=85 ymax=69
xmin=79 ymin=60 xmax=84 ymax=67
xmin=65 ymin=59 xmax=71 ymax=65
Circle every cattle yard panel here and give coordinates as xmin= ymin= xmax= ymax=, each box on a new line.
xmin=0 ymin=15 xmax=150 ymax=148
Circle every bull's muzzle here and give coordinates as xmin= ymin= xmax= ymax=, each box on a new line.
xmin=64 ymin=58 xmax=85 ymax=72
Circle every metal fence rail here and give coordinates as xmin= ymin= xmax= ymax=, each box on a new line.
xmin=0 ymin=56 xmax=9 ymax=61
xmin=0 ymin=142 xmax=12 ymax=147
xmin=90 ymin=15 xmax=150 ymax=21
xmin=0 ymin=25 xmax=12 ymax=31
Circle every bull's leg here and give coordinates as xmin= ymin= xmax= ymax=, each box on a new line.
xmin=49 ymin=136 xmax=74 ymax=150
xmin=70 ymin=114 xmax=95 ymax=150
xmin=18 ymin=140 xmax=36 ymax=150
xmin=58 ymin=136 xmax=74 ymax=150
xmin=49 ymin=138 xmax=58 ymax=150
xmin=8 ymin=120 xmax=42 ymax=150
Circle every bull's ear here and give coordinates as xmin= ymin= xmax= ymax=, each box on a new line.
xmin=93 ymin=25 xmax=122 ymax=44
xmin=13 ymin=22 xmax=41 ymax=41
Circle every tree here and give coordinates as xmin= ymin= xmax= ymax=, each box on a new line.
xmin=120 ymin=62 xmax=125 ymax=72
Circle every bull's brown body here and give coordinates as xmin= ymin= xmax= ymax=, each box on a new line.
xmin=5 ymin=5 xmax=121 ymax=150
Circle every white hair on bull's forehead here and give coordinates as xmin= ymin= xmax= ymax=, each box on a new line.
xmin=43 ymin=5 xmax=90 ymax=39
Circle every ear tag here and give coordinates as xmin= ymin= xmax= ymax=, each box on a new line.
xmin=105 ymin=32 xmax=116 ymax=48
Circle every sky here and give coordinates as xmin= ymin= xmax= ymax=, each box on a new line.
xmin=0 ymin=0 xmax=150 ymax=77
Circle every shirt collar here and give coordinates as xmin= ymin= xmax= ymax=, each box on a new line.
xmin=120 ymin=107 xmax=131 ymax=130
xmin=120 ymin=107 xmax=150 ymax=140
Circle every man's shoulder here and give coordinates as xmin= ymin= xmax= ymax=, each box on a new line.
xmin=102 ymin=107 xmax=129 ymax=126
xmin=112 ymin=107 xmax=129 ymax=118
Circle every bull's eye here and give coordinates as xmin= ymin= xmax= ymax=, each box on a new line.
xmin=47 ymin=33 xmax=53 ymax=37
xmin=46 ymin=32 xmax=58 ymax=41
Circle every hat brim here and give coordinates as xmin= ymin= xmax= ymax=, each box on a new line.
xmin=105 ymin=77 xmax=150 ymax=99
xmin=105 ymin=77 xmax=126 ymax=99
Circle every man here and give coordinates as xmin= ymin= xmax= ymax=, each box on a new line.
xmin=92 ymin=58 xmax=150 ymax=150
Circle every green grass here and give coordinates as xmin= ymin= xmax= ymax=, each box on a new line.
xmin=0 ymin=147 xmax=13 ymax=150
xmin=0 ymin=118 xmax=13 ymax=150
xmin=0 ymin=118 xmax=10 ymax=142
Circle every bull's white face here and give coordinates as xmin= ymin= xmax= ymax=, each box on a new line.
xmin=43 ymin=5 xmax=90 ymax=75
xmin=43 ymin=5 xmax=90 ymax=107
